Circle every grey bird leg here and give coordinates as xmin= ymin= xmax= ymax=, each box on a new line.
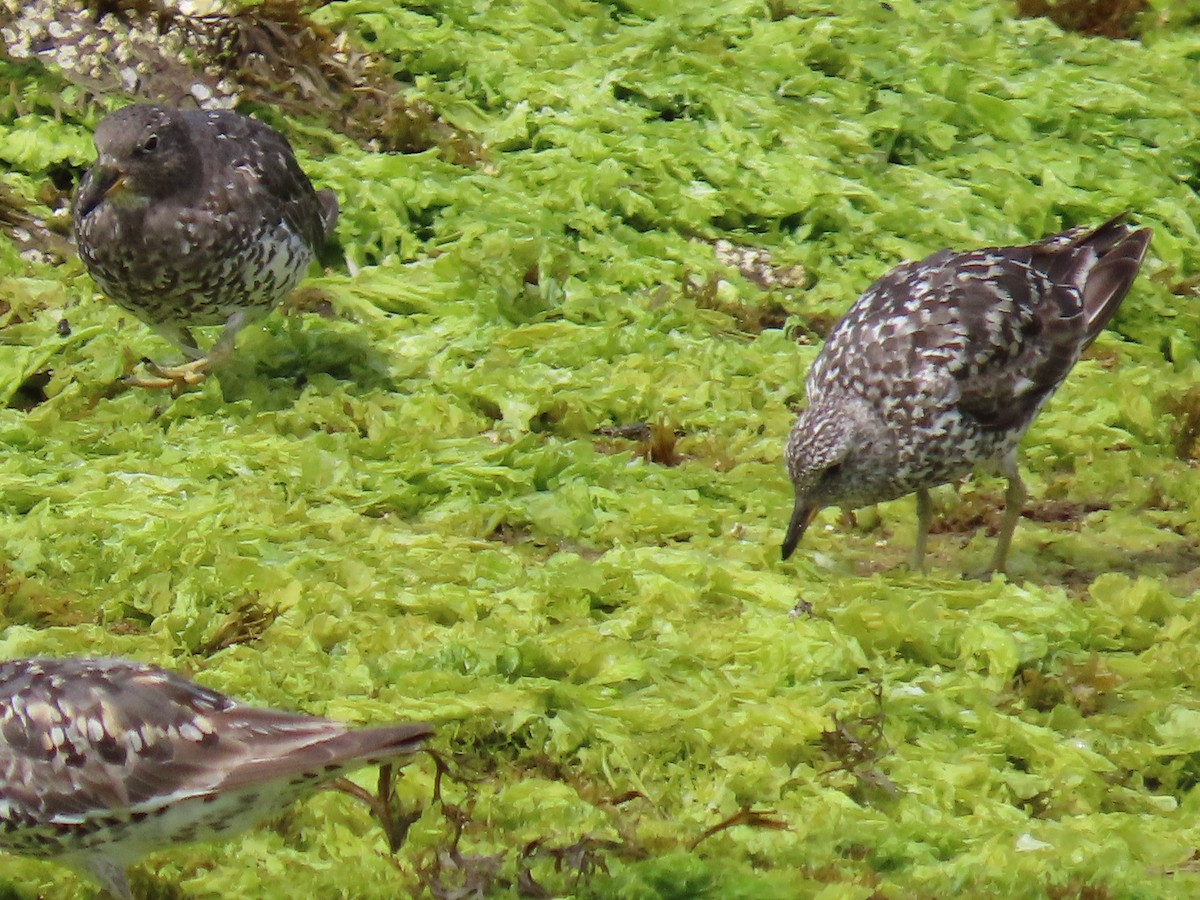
xmin=913 ymin=488 xmax=932 ymax=571
xmin=990 ymin=453 xmax=1026 ymax=573
xmin=151 ymin=323 xmax=203 ymax=359
xmin=206 ymin=309 xmax=253 ymax=369
xmin=80 ymin=856 xmax=131 ymax=899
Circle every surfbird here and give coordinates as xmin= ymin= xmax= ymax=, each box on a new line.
xmin=73 ymin=104 xmax=338 ymax=390
xmin=0 ymin=656 xmax=432 ymax=897
xmin=782 ymin=214 xmax=1151 ymax=572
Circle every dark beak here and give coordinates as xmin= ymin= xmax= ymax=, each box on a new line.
xmin=781 ymin=495 xmax=819 ymax=560
xmin=74 ymin=163 xmax=124 ymax=219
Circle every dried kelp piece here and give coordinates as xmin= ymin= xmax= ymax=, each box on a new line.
xmin=398 ymin=749 xmax=648 ymax=897
xmin=0 ymin=180 xmax=74 ymax=263
xmin=1014 ymin=655 xmax=1121 ymax=717
xmin=517 ymin=836 xmax=623 ymax=897
xmin=1149 ymin=264 xmax=1200 ymax=299
xmin=680 ymin=267 xmax=809 ymax=336
xmin=1022 ymin=499 xmax=1111 ymax=524
xmin=326 ymin=753 xmax=440 ymax=854
xmin=1015 ymin=0 xmax=1149 ymax=39
xmin=206 ymin=1 xmax=484 ymax=164
xmin=194 ymin=594 xmax=279 ymax=655
xmin=594 ymin=422 xmax=652 ymax=442
xmin=0 ymin=561 xmax=88 ymax=626
xmin=1161 ymin=386 xmax=1200 ymax=461
xmin=412 ymin=793 xmax=508 ymax=900
xmin=819 ymin=685 xmax=896 ymax=798
xmin=644 ymin=420 xmax=682 ymax=466
xmin=594 ymin=419 xmax=685 ymax=466
xmin=924 ymin=486 xmax=1017 ymax=538
xmin=688 ymin=807 xmax=789 ymax=851
xmin=0 ymin=0 xmax=485 ymax=164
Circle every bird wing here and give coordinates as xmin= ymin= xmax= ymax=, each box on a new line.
xmin=936 ymin=218 xmax=1150 ymax=432
xmin=0 ymin=659 xmax=430 ymax=829
xmin=920 ymin=247 xmax=1065 ymax=432
xmin=195 ymin=110 xmax=332 ymax=252
xmin=801 ymin=217 xmax=1149 ymax=459
xmin=0 ymin=659 xmax=239 ymax=824
xmin=810 ymin=244 xmax=1087 ymax=434
xmin=807 ymin=249 xmax=967 ymax=405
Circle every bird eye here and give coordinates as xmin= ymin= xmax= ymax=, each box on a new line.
xmin=138 ymin=134 xmax=159 ymax=155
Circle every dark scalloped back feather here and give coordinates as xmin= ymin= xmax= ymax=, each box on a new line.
xmin=0 ymin=657 xmax=431 ymax=855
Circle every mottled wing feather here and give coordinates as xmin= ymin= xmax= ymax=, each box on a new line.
xmin=951 ymin=219 xmax=1150 ymax=431
xmin=190 ymin=110 xmax=330 ymax=253
xmin=807 ymin=253 xmax=964 ymax=412
xmin=0 ymin=660 xmax=235 ymax=824
xmin=926 ymin=248 xmax=1062 ymax=432
xmin=811 ymin=218 xmax=1150 ymax=435
xmin=0 ymin=658 xmax=431 ymax=833
xmin=809 ymin=254 xmax=940 ymax=387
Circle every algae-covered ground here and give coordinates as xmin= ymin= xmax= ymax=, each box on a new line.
xmin=2 ymin=0 xmax=1200 ymax=897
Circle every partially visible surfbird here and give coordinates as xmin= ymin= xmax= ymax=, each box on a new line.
xmin=0 ymin=656 xmax=433 ymax=898
xmin=73 ymin=104 xmax=338 ymax=389
xmin=782 ymin=215 xmax=1151 ymax=572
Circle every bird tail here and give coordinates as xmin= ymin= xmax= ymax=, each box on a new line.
xmin=1044 ymin=213 xmax=1152 ymax=347
xmin=215 ymin=713 xmax=434 ymax=794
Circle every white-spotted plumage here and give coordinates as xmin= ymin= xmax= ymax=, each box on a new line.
xmin=72 ymin=104 xmax=338 ymax=386
xmin=783 ymin=215 xmax=1152 ymax=571
xmin=0 ymin=657 xmax=432 ymax=898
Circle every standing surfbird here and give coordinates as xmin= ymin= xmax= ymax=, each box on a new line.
xmin=782 ymin=214 xmax=1151 ymax=572
xmin=0 ymin=656 xmax=433 ymax=897
xmin=73 ymin=104 xmax=338 ymax=390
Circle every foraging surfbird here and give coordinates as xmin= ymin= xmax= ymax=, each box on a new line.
xmin=782 ymin=214 xmax=1151 ymax=572
xmin=0 ymin=656 xmax=432 ymax=897
xmin=73 ymin=104 xmax=338 ymax=389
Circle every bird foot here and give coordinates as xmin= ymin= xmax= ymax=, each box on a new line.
xmin=965 ymin=569 xmax=1007 ymax=583
xmin=961 ymin=554 xmax=1009 ymax=581
xmin=121 ymin=354 xmax=212 ymax=394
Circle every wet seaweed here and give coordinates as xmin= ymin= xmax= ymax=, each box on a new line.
xmin=2 ymin=0 xmax=1200 ymax=896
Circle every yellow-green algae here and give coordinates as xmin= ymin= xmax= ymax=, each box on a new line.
xmin=2 ymin=0 xmax=1200 ymax=897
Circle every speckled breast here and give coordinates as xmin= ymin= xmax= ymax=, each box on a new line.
xmin=75 ymin=209 xmax=313 ymax=327
xmin=0 ymin=780 xmax=307 ymax=862
xmin=851 ymin=402 xmax=1035 ymax=509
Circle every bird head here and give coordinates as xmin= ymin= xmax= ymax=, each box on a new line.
xmin=73 ymin=105 xmax=196 ymax=219
xmin=781 ymin=400 xmax=857 ymax=560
